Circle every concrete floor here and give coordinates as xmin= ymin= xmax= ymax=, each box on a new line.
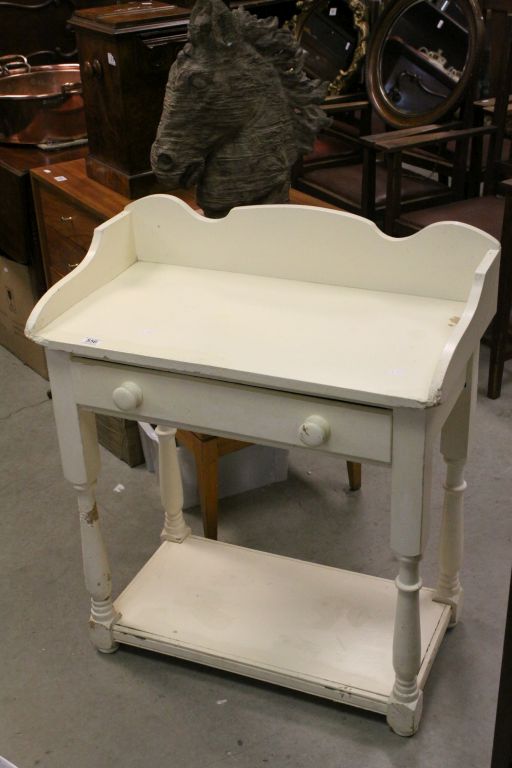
xmin=0 ymin=344 xmax=510 ymax=768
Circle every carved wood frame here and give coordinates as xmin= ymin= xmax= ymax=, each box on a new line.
xmin=288 ymin=0 xmax=369 ymax=96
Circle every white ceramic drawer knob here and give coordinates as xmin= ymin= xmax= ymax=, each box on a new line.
xmin=298 ymin=415 xmax=331 ymax=447
xmin=112 ymin=381 xmax=143 ymax=411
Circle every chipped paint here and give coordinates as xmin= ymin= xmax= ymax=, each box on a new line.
xmin=80 ymin=503 xmax=99 ymax=525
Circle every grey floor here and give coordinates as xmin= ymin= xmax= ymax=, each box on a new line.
xmin=1 ymin=344 xmax=511 ymax=768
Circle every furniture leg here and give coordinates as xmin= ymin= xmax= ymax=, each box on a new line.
xmin=156 ymin=425 xmax=191 ymax=542
xmin=195 ymin=438 xmax=219 ymax=540
xmin=434 ymin=355 xmax=477 ymax=624
xmin=388 ymin=555 xmax=423 ymax=736
xmin=46 ymin=349 xmax=119 ymax=653
xmin=346 ymin=461 xmax=361 ymax=491
xmin=488 ymin=194 xmax=512 ymax=399
xmin=387 ymin=409 xmax=431 ymax=736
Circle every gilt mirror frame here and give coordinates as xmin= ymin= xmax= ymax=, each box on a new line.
xmin=365 ymin=0 xmax=484 ymax=128
xmin=289 ymin=0 xmax=369 ymax=96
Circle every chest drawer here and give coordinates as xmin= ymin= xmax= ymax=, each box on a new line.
xmin=39 ymin=186 xmax=101 ymax=252
xmin=70 ymin=358 xmax=393 ymax=464
xmin=37 ymin=185 xmax=104 ymax=285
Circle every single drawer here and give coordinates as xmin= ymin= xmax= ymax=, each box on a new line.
xmin=70 ymin=358 xmax=393 ymax=463
xmin=39 ymin=186 xmax=101 ymax=251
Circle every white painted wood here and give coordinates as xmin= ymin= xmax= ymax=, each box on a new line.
xmin=390 ymin=408 xmax=433 ymax=557
xmin=112 ymin=537 xmax=450 ymax=713
xmin=26 ymin=211 xmax=135 ymax=340
xmin=387 ymin=409 xmax=435 ymax=734
xmin=29 ymin=263 xmax=468 ymax=407
xmin=69 ymin=359 xmax=393 ymax=463
xmin=156 ymin=426 xmax=191 ymax=543
xmin=434 ymin=354 xmax=478 ymax=624
xmin=430 ymin=250 xmax=499 ymax=404
xmin=112 ymin=381 xmax=143 ymax=411
xmin=435 ymin=459 xmax=466 ymax=626
xmin=26 ymin=196 xmax=500 ymax=408
xmin=298 ymin=415 xmax=331 ymax=447
xmin=126 ymin=196 xmax=497 ymax=302
xmin=46 ymin=349 xmax=119 ymax=652
xmin=25 ymin=200 xmax=497 ymax=734
xmin=388 ymin=556 xmax=423 ymax=736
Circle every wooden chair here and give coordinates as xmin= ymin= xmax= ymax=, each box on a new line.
xmin=381 ymin=0 xmax=512 ymax=398
xmin=176 ymin=430 xmax=362 ymax=540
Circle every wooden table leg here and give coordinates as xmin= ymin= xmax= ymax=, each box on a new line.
xmin=387 ymin=409 xmax=432 ymax=736
xmin=194 ymin=436 xmax=219 ymax=540
xmin=47 ymin=349 xmax=119 ymax=653
xmin=346 ymin=461 xmax=362 ymax=491
xmin=156 ymin=426 xmax=191 ymax=543
xmin=434 ymin=354 xmax=477 ymax=625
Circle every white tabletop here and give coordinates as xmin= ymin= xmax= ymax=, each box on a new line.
xmin=40 ymin=260 xmax=466 ymax=407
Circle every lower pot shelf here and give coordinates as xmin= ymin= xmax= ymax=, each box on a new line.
xmin=112 ymin=536 xmax=451 ymax=715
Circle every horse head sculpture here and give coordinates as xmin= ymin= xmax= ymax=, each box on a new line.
xmin=151 ymin=0 xmax=330 ymax=217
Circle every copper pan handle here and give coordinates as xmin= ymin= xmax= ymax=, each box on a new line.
xmin=61 ymin=82 xmax=83 ymax=96
xmin=0 ymin=55 xmax=30 ymax=76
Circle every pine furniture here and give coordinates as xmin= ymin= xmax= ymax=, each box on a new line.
xmin=26 ymin=194 xmax=499 ymax=735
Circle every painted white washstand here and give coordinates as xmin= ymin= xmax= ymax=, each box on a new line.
xmin=25 ymin=195 xmax=500 ymax=736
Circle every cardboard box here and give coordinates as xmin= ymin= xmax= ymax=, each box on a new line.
xmin=0 ymin=255 xmax=48 ymax=378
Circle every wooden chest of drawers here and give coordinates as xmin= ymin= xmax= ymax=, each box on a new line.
xmin=31 ymin=158 xmax=132 ymax=286
xmin=0 ymin=145 xmax=87 ymax=293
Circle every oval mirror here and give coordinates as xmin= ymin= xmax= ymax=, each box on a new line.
xmin=290 ymin=0 xmax=369 ymax=96
xmin=366 ymin=0 xmax=484 ymax=128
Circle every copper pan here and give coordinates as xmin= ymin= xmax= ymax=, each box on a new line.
xmin=0 ymin=55 xmax=86 ymax=145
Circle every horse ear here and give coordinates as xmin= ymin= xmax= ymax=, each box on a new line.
xmin=189 ymin=0 xmax=239 ymax=49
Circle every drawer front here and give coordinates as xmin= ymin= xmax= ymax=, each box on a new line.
xmin=39 ymin=186 xmax=101 ymax=251
xmin=70 ymin=359 xmax=392 ymax=463
xmin=45 ymin=226 xmax=87 ymax=279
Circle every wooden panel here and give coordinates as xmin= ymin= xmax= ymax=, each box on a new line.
xmin=70 ymin=358 xmax=393 ymax=463
xmin=113 ymin=537 xmax=451 ymax=713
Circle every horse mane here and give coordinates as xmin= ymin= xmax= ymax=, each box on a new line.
xmin=233 ymin=9 xmax=331 ymax=155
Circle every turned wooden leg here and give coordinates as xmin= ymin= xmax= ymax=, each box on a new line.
xmin=434 ymin=355 xmax=477 ymax=625
xmin=75 ymin=475 xmax=120 ymax=653
xmin=346 ymin=461 xmax=361 ymax=491
xmin=46 ymin=350 xmax=119 ymax=652
xmin=387 ymin=409 xmax=432 ymax=736
xmin=434 ymin=458 xmax=466 ymax=626
xmin=388 ymin=555 xmax=423 ymax=736
xmin=156 ymin=425 xmax=191 ymax=542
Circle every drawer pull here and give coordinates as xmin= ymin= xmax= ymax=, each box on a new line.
xmin=298 ymin=415 xmax=331 ymax=447
xmin=112 ymin=381 xmax=143 ymax=411
xmin=60 ymin=215 xmax=73 ymax=223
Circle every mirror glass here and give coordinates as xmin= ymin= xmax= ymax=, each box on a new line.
xmin=366 ymin=0 xmax=483 ymax=127
xmin=381 ymin=0 xmax=469 ymax=115
xmin=292 ymin=0 xmax=368 ymax=95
